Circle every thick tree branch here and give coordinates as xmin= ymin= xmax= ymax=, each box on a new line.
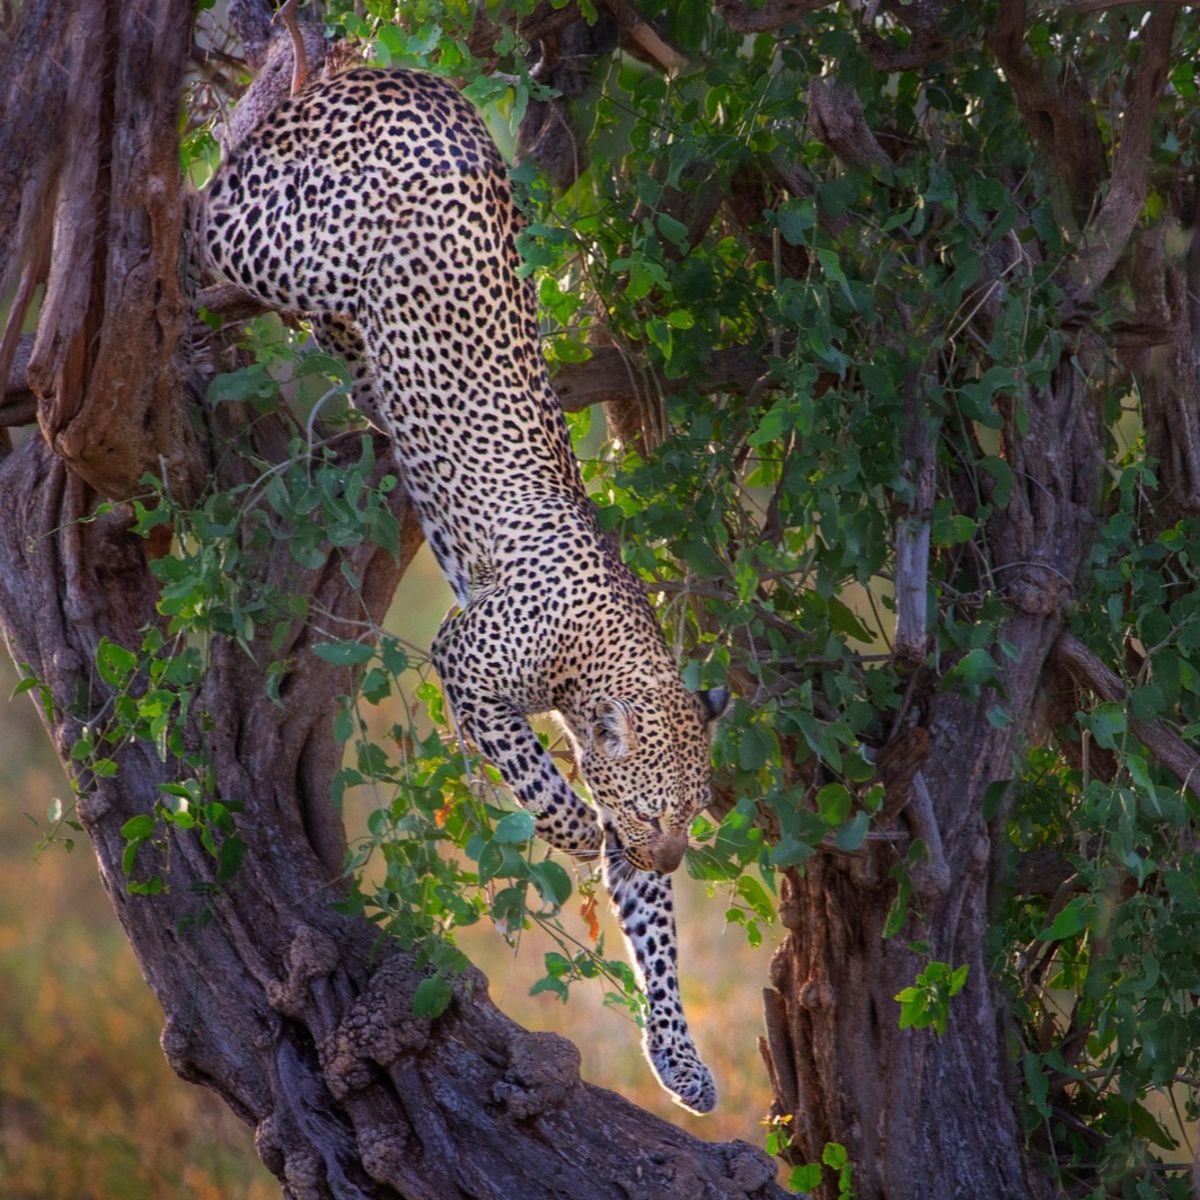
xmin=1052 ymin=631 xmax=1200 ymax=799
xmin=861 ymin=0 xmax=950 ymax=72
xmin=514 ymin=15 xmax=610 ymax=191
xmin=991 ymin=0 xmax=1107 ymax=214
xmin=716 ymin=0 xmax=831 ymax=33
xmin=226 ymin=0 xmax=275 ymax=68
xmin=197 ymin=281 xmax=302 ymax=324
xmin=1069 ymin=7 xmax=1176 ymax=303
xmin=892 ymin=381 xmax=934 ymax=664
xmin=603 ymin=0 xmax=687 ymax=72
xmin=467 ymin=0 xmax=584 ymax=60
xmin=1130 ymin=220 xmax=1200 ymax=529
xmin=197 ymin=278 xmax=785 ymax=415
xmin=809 ymin=78 xmax=892 ymax=172
xmin=0 ymin=5 xmax=798 ymax=1193
xmin=0 ymin=0 xmax=69 ymax=279
xmin=1013 ymin=848 xmax=1070 ymax=896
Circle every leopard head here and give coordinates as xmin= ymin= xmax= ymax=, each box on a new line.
xmin=577 ymin=681 xmax=729 ymax=873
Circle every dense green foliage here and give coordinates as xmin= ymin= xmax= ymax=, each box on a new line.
xmin=21 ymin=2 xmax=1197 ymax=1194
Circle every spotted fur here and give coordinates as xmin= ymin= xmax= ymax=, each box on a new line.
xmin=203 ymin=67 xmax=728 ymax=1113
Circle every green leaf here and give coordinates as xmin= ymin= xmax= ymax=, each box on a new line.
xmin=207 ymin=364 xmax=276 ymax=405
xmin=121 ymin=814 xmax=156 ymax=841
xmin=493 ymin=810 xmax=535 ymax=845
xmin=96 ymin=637 xmax=138 ymax=687
xmin=979 ymin=455 xmax=1013 ymax=507
xmin=834 ymin=811 xmax=870 ymax=851
xmin=883 ymin=873 xmax=911 ymax=939
xmin=1023 ymin=1052 xmax=1051 ymax=1118
xmin=827 ymin=597 xmax=874 ymax=643
xmin=1088 ymin=701 xmax=1126 ymax=751
xmin=657 ymin=213 xmax=689 ymax=247
xmin=333 ymin=707 xmax=356 ymax=744
xmin=380 ymin=639 xmax=409 ymax=676
xmin=776 ymin=198 xmax=815 ymax=245
xmin=816 ymin=248 xmax=855 ymax=308
xmin=1038 ymin=896 xmax=1091 ymax=942
xmin=789 ymin=1164 xmax=822 ymax=1191
xmin=412 ymin=975 xmax=453 ymax=1019
xmin=816 ymin=782 xmax=852 ymax=825
xmin=312 ymin=640 xmax=375 ymax=667
xmin=946 ymin=648 xmax=997 ymax=691
xmin=530 ymin=860 xmax=573 ymax=906
xmin=932 ymin=513 xmax=975 ymax=547
xmin=822 ymin=1143 xmax=848 ymax=1170
xmin=1129 ymin=1100 xmax=1178 ymax=1150
xmin=736 ymin=875 xmax=775 ymax=924
xmin=980 ymin=779 xmax=1010 ymax=822
xmin=738 ymin=722 xmax=775 ymax=770
xmin=530 ymin=975 xmax=569 ymax=1000
xmin=770 ymin=835 xmax=815 ymax=869
xmin=477 ymin=840 xmax=504 ymax=885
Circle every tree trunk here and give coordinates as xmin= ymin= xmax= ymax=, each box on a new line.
xmin=0 ymin=4 xmax=785 ymax=1197
xmin=758 ymin=348 xmax=1102 ymax=1200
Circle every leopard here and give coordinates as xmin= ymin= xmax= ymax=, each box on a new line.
xmin=202 ymin=66 xmax=729 ymax=1114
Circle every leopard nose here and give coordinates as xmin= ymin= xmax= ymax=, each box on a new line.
xmin=650 ymin=828 xmax=688 ymax=874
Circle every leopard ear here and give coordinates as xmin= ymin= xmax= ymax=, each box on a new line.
xmin=698 ymin=686 xmax=730 ymax=725
xmin=593 ymin=697 xmax=636 ymax=758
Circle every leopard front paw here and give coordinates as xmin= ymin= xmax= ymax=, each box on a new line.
xmin=647 ymin=1040 xmax=717 ymax=1114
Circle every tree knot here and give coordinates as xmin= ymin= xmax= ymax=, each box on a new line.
xmin=160 ymin=1015 xmax=204 ymax=1083
xmin=265 ymin=924 xmax=340 ymax=1018
xmin=283 ymin=1148 xmax=326 ymax=1200
xmin=320 ymin=957 xmax=431 ymax=1099
xmin=491 ymin=1031 xmax=580 ymax=1119
xmin=357 ymin=1123 xmax=414 ymax=1184
xmin=1005 ymin=568 xmax=1071 ymax=617
xmin=797 ymin=978 xmax=836 ymax=1012
xmin=721 ymin=1140 xmax=777 ymax=1191
xmin=255 ymin=1113 xmax=286 ymax=1176
xmin=75 ymin=787 xmax=113 ymax=825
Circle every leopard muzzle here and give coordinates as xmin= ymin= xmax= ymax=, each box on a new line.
xmin=649 ymin=827 xmax=688 ymax=874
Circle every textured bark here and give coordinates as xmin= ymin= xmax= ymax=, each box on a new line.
xmin=0 ymin=0 xmax=204 ymax=501
xmin=1130 ymin=208 xmax=1200 ymax=533
xmin=756 ymin=356 xmax=1101 ymax=1200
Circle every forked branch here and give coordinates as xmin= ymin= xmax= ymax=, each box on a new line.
xmin=1069 ymin=7 xmax=1177 ymax=303
xmin=1052 ymin=631 xmax=1200 ymax=800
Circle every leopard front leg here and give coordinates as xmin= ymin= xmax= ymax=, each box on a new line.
xmin=432 ymin=620 xmax=602 ymax=860
xmin=603 ymin=820 xmax=716 ymax=1114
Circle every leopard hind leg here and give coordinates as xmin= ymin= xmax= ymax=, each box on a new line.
xmin=603 ymin=819 xmax=716 ymax=1114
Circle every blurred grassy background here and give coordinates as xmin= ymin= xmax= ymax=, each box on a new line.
xmin=0 ymin=542 xmax=776 ymax=1198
